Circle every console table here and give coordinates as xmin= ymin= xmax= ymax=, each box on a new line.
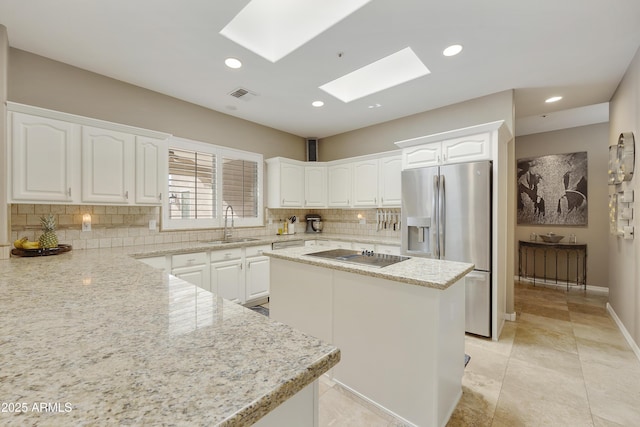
xmin=518 ymin=240 xmax=587 ymax=290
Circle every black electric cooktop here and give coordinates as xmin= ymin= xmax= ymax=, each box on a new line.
xmin=305 ymin=249 xmax=409 ymax=268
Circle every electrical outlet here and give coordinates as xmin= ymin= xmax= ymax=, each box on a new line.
xmin=149 ymin=220 xmax=156 ymax=230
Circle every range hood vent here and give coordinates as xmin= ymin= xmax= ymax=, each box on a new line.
xmin=228 ymin=87 xmax=257 ymax=101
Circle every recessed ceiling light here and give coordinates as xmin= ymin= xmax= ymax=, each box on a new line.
xmin=220 ymin=0 xmax=372 ymax=63
xmin=319 ymin=47 xmax=430 ymax=103
xmin=312 ymin=101 xmax=324 ymax=107
xmin=442 ymin=44 xmax=463 ymax=57
xmin=545 ymin=96 xmax=563 ymax=103
xmin=225 ymin=57 xmax=242 ymax=69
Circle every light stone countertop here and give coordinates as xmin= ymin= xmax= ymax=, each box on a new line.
xmin=0 ymin=246 xmax=340 ymax=426
xmin=265 ymin=245 xmax=475 ymax=290
xmin=127 ymin=233 xmax=400 ymax=258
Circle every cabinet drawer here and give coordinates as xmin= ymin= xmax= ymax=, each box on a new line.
xmin=171 ymin=252 xmax=207 ymax=268
xmin=245 ymin=244 xmax=271 ymax=258
xmin=210 ymin=248 xmax=243 ymax=262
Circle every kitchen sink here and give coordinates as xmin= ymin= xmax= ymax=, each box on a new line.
xmin=202 ymin=238 xmax=261 ymax=245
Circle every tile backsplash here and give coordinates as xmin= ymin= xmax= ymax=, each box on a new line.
xmin=10 ymin=204 xmax=401 ymax=249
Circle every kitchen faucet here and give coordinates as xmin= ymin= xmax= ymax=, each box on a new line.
xmin=224 ymin=205 xmax=235 ymax=240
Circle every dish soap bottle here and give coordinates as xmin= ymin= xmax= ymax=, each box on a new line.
xmin=283 ymin=220 xmax=288 ymax=235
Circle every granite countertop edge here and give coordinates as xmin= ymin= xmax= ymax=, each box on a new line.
xmin=265 ymin=247 xmax=474 ymax=290
xmin=221 ymin=349 xmax=341 ymax=426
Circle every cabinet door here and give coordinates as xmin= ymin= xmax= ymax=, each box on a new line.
xmin=280 ymin=162 xmax=304 ymax=207
xmin=245 ymin=256 xmax=270 ymax=303
xmin=352 ymin=160 xmax=379 ymax=207
xmin=327 ymin=164 xmax=352 ymax=207
xmin=304 ymin=165 xmax=327 ymax=207
xmin=10 ymin=112 xmax=79 ymax=202
xmin=402 ymin=143 xmax=441 ymax=169
xmin=211 ymin=260 xmax=244 ymax=303
xmin=379 ymin=155 xmax=402 ymax=207
xmin=82 ymin=126 xmax=135 ymax=203
xmin=135 ymin=136 xmax=167 ymax=204
xmin=172 ymin=265 xmax=208 ymax=290
xmin=442 ymin=132 xmax=491 ymax=164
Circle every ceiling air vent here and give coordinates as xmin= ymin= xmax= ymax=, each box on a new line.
xmin=228 ymin=87 xmax=257 ymax=101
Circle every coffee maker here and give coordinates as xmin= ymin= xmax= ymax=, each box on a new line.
xmin=305 ymin=214 xmax=323 ymax=233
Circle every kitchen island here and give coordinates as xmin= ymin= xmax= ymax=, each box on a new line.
xmin=266 ymin=246 xmax=474 ymax=427
xmin=0 ymin=248 xmax=339 ymax=426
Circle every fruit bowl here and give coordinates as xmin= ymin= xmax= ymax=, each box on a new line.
xmin=539 ymin=234 xmax=564 ymax=243
xmin=11 ymin=244 xmax=72 ymax=257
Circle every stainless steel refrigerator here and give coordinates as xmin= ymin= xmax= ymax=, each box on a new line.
xmin=401 ymin=161 xmax=492 ymax=337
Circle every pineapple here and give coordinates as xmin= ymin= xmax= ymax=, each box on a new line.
xmin=38 ymin=214 xmax=59 ymax=249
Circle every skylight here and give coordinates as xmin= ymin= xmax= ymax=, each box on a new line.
xmin=220 ymin=0 xmax=372 ymax=63
xmin=319 ymin=47 xmax=430 ymax=103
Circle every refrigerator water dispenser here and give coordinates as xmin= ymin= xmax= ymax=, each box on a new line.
xmin=406 ymin=216 xmax=432 ymax=255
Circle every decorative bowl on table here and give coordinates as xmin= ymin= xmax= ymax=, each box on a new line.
xmin=539 ymin=233 xmax=564 ymax=243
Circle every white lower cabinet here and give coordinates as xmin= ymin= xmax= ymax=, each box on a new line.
xmin=171 ymin=252 xmax=209 ymax=290
xmin=211 ymin=260 xmax=244 ymax=303
xmin=246 ymin=256 xmax=270 ymax=302
xmin=245 ymin=245 xmax=271 ymax=304
xmin=210 ymin=248 xmax=244 ymax=303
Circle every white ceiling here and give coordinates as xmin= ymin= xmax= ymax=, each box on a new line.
xmin=1 ymin=0 xmax=639 ymax=138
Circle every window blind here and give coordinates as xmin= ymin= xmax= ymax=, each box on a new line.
xmin=222 ymin=158 xmax=258 ymax=218
xmin=168 ymin=149 xmax=216 ymax=220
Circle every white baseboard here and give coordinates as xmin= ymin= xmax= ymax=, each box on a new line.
xmin=606 ymin=303 xmax=640 ymax=363
xmin=504 ymin=312 xmax=517 ymax=321
xmin=514 ymin=276 xmax=609 ymax=294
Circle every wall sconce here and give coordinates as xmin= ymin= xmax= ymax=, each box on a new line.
xmin=82 ymin=213 xmax=92 ymax=232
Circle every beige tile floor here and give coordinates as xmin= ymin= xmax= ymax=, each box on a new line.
xmin=317 ymin=282 xmax=640 ymax=426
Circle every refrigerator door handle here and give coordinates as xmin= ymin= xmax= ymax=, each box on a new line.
xmin=439 ymin=174 xmax=445 ymax=258
xmin=433 ymin=175 xmax=439 ymax=258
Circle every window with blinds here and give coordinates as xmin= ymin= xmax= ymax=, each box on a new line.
xmin=163 ymin=137 xmax=263 ymax=230
xmin=168 ymin=149 xmax=216 ymax=220
xmin=222 ymin=158 xmax=258 ymax=218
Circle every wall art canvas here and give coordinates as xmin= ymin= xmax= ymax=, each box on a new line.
xmin=517 ymin=152 xmax=588 ymax=225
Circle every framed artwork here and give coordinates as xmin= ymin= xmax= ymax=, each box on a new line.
xmin=517 ymin=152 xmax=588 ymax=225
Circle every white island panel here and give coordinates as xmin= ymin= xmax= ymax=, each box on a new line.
xmin=268 ymin=248 xmax=470 ymax=427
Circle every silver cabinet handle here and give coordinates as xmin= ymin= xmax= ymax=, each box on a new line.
xmin=240 ymin=263 xmax=243 ymax=270
xmin=125 ymin=190 xmax=129 ymax=199
xmin=158 ymin=193 xmax=162 ymax=201
xmin=68 ymin=188 xmax=72 ymax=196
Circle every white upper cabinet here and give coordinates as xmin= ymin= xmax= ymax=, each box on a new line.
xmin=266 ymin=157 xmax=305 ymax=208
xmin=327 ymin=163 xmax=352 ymax=207
xmin=441 ymin=132 xmax=491 ymax=164
xmin=135 ymin=136 xmax=167 ymax=205
xmin=8 ymin=103 xmax=171 ymax=205
xmin=352 ymin=159 xmax=379 ymax=207
xmin=378 ymin=155 xmax=402 ymax=207
xmin=266 ymin=152 xmax=401 ymax=209
xmin=81 ymin=126 xmax=135 ymax=204
xmin=402 ymin=143 xmax=442 ymax=169
xmin=397 ymin=130 xmax=492 ymax=169
xmin=304 ymin=165 xmax=327 ymax=207
xmin=10 ymin=112 xmax=80 ymax=203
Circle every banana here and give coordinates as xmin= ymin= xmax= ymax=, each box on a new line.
xmin=22 ymin=241 xmax=41 ymax=250
xmin=13 ymin=237 xmax=28 ymax=249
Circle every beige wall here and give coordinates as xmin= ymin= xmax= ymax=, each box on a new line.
xmin=8 ymin=49 xmax=305 ymax=160
xmin=609 ymin=46 xmax=640 ymax=349
xmin=319 ymin=90 xmax=514 ymax=160
xmin=515 ymin=123 xmax=610 ymax=288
